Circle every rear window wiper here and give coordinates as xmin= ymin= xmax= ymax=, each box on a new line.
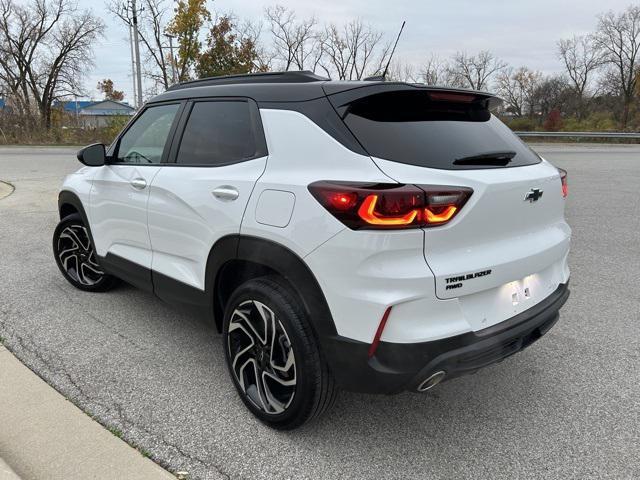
xmin=453 ymin=151 xmax=516 ymax=166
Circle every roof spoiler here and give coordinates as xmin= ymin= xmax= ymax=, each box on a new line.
xmin=323 ymin=83 xmax=503 ymax=114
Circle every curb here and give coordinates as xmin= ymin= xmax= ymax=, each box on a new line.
xmin=0 ymin=345 xmax=176 ymax=480
xmin=0 ymin=457 xmax=22 ymax=480
xmin=0 ymin=180 xmax=14 ymax=200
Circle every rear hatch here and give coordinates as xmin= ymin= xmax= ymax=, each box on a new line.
xmin=326 ymin=84 xmax=570 ymax=327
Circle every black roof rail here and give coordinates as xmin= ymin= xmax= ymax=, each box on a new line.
xmin=167 ymin=70 xmax=329 ymax=91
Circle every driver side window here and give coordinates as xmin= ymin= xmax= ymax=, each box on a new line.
xmin=114 ymin=103 xmax=180 ymax=164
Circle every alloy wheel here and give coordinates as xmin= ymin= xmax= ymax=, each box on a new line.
xmin=227 ymin=300 xmax=297 ymax=414
xmin=57 ymin=225 xmax=104 ymax=286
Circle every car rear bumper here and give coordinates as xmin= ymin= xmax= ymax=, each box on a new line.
xmin=322 ymin=282 xmax=570 ymax=394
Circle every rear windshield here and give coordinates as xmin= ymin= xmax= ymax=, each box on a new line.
xmin=341 ymin=90 xmax=541 ymax=170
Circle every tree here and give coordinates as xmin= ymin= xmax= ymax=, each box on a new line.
xmin=495 ymin=67 xmax=542 ymax=117
xmin=594 ymin=6 xmax=640 ymax=128
xmin=0 ymin=0 xmax=104 ymax=128
xmin=386 ymin=60 xmax=419 ymax=83
xmin=265 ymin=5 xmax=320 ymax=71
xmin=97 ymin=78 xmax=124 ymax=101
xmin=319 ymin=20 xmax=390 ymax=80
xmin=448 ymin=50 xmax=506 ymax=90
xmin=533 ymin=75 xmax=572 ymax=120
xmin=108 ymin=0 xmax=173 ymax=90
xmin=419 ymin=54 xmax=448 ymax=86
xmin=166 ymin=0 xmax=210 ymax=82
xmin=557 ymin=35 xmax=603 ymax=117
xmin=196 ymin=15 xmax=262 ymax=78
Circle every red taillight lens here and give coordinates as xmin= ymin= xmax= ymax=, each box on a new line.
xmin=357 ymin=192 xmax=422 ymax=226
xmin=328 ymin=192 xmax=358 ymax=211
xmin=558 ymin=168 xmax=568 ymax=198
xmin=308 ymin=182 xmax=472 ymax=230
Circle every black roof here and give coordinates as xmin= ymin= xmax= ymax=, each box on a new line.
xmin=149 ymin=71 xmax=502 ymax=107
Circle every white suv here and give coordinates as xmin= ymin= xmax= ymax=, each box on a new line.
xmin=53 ymin=71 xmax=571 ymax=430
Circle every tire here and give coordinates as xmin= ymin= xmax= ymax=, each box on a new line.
xmin=223 ymin=275 xmax=337 ymax=430
xmin=52 ymin=213 xmax=120 ymax=292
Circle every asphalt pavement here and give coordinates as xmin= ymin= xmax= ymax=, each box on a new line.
xmin=0 ymin=144 xmax=638 ymax=480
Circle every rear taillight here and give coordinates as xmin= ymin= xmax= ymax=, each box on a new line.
xmin=308 ymin=181 xmax=472 ymax=230
xmin=558 ymin=168 xmax=568 ymax=198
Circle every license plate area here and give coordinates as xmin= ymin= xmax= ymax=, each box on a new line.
xmin=457 ymin=261 xmax=565 ymax=332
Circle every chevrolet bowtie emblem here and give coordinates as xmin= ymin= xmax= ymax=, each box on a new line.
xmin=524 ymin=188 xmax=543 ymax=202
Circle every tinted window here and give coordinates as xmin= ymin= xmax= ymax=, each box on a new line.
xmin=115 ymin=104 xmax=179 ymax=164
xmin=177 ymin=101 xmax=257 ymax=166
xmin=342 ymin=91 xmax=541 ymax=170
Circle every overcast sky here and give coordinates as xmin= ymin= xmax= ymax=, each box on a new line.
xmin=78 ymin=0 xmax=634 ymax=101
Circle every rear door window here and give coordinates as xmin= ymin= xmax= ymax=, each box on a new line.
xmin=340 ymin=90 xmax=541 ymax=170
xmin=176 ymin=100 xmax=259 ymax=166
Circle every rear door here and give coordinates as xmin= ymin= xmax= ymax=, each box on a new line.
xmin=330 ymin=86 xmax=571 ymax=329
xmin=147 ymin=98 xmax=268 ymax=293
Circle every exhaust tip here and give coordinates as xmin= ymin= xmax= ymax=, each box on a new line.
xmin=417 ymin=371 xmax=446 ymax=392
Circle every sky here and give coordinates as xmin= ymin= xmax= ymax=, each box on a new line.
xmin=77 ymin=0 xmax=636 ymax=102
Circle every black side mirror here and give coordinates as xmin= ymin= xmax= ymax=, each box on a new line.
xmin=77 ymin=143 xmax=106 ymax=166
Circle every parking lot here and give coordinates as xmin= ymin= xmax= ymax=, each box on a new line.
xmin=0 ymin=144 xmax=638 ymax=480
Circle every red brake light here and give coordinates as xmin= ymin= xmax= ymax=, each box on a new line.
xmin=558 ymin=168 xmax=568 ymax=198
xmin=428 ymin=92 xmax=476 ymax=103
xmin=328 ymin=192 xmax=358 ymax=211
xmin=308 ymin=182 xmax=472 ymax=230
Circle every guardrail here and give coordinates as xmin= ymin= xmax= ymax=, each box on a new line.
xmin=515 ymin=131 xmax=640 ymax=139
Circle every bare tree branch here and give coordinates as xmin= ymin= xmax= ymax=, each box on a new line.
xmin=319 ymin=19 xmax=390 ymax=80
xmin=107 ymin=0 xmax=171 ymax=89
xmin=0 ymin=0 xmax=103 ymax=127
xmin=594 ymin=6 xmax=640 ymax=128
xmin=557 ymin=34 xmax=604 ymax=119
xmin=448 ymin=50 xmax=506 ymax=90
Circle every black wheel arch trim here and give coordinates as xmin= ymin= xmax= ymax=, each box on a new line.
xmin=126 ymin=233 xmax=339 ymax=344
xmin=58 ymin=190 xmax=88 ymax=222
xmin=57 ymin=190 xmax=100 ymax=257
xmin=206 ymin=235 xmax=338 ymax=340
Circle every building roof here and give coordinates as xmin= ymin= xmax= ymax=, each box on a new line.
xmin=55 ymin=100 xmax=94 ymax=112
xmin=79 ymin=100 xmax=135 ymax=116
xmin=0 ymin=98 xmax=5 ymax=109
xmin=54 ymin=99 xmax=135 ymax=115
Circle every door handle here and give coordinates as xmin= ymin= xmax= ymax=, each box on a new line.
xmin=212 ymin=186 xmax=239 ymax=201
xmin=130 ymin=178 xmax=147 ymax=190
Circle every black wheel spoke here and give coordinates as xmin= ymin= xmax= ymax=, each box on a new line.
xmin=59 ymin=246 xmax=79 ymax=267
xmin=60 ymin=227 xmax=89 ymax=250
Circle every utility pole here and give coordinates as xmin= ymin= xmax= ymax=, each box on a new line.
xmin=128 ymin=22 xmax=137 ymax=108
xmin=165 ymin=33 xmax=177 ymax=85
xmin=130 ymin=0 xmax=143 ymax=108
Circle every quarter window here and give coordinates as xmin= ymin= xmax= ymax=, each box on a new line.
xmin=115 ymin=103 xmax=180 ymax=164
xmin=177 ymin=101 xmax=257 ymax=166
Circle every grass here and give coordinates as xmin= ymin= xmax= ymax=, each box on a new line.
xmin=138 ymin=447 xmax=152 ymax=458
xmin=107 ymin=426 xmax=124 ymax=438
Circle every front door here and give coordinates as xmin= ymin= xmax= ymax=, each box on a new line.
xmin=90 ymin=102 xmax=181 ymax=288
